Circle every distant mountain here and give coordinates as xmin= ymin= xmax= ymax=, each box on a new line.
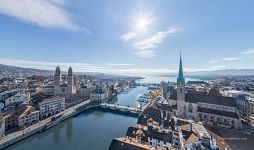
xmin=0 ymin=64 xmax=140 ymax=79
xmin=188 ymin=69 xmax=254 ymax=76
xmin=1 ymin=63 xmax=254 ymax=77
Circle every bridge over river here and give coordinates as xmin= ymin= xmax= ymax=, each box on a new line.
xmin=99 ymin=103 xmax=145 ymax=115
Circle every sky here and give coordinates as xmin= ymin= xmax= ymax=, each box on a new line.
xmin=0 ymin=0 xmax=254 ymax=75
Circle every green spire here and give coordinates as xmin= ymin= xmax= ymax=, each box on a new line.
xmin=177 ymin=52 xmax=185 ymax=85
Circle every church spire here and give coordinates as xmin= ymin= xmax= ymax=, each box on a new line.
xmin=177 ymin=52 xmax=185 ymax=86
xmin=178 ymin=52 xmax=183 ymax=78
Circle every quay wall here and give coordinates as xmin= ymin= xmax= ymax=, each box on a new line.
xmin=0 ymin=102 xmax=97 ymax=149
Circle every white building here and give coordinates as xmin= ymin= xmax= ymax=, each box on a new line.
xmin=147 ymin=124 xmax=173 ymax=149
xmin=4 ymin=92 xmax=30 ymax=107
xmin=90 ymin=89 xmax=108 ymax=102
xmin=0 ymin=112 xmax=5 ymax=137
xmin=38 ymin=96 xmax=65 ymax=119
xmin=18 ymin=106 xmax=39 ymax=127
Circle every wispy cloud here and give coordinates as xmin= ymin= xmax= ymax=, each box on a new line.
xmin=222 ymin=57 xmax=242 ymax=61
xmin=0 ymin=0 xmax=91 ymax=34
xmin=0 ymin=58 xmax=101 ymax=72
xmin=134 ymin=27 xmax=179 ymax=50
xmin=209 ymin=57 xmax=243 ymax=63
xmin=241 ymin=49 xmax=254 ymax=55
xmin=107 ymin=63 xmax=133 ymax=66
xmin=133 ymin=50 xmax=156 ymax=58
xmin=211 ymin=65 xmax=226 ymax=70
xmin=209 ymin=60 xmax=218 ymax=63
xmin=0 ymin=58 xmax=211 ymax=76
xmin=132 ymin=27 xmax=179 ymax=58
xmin=121 ymin=32 xmax=136 ymax=42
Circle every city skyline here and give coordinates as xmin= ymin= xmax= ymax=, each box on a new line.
xmin=0 ymin=0 xmax=254 ymax=75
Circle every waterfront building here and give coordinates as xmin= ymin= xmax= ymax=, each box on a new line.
xmin=3 ymin=110 xmax=18 ymax=129
xmin=18 ymin=106 xmax=39 ymax=127
xmin=38 ymin=96 xmax=65 ymax=119
xmin=0 ymin=112 xmax=5 ymax=137
xmin=166 ymin=54 xmax=241 ymax=130
xmin=79 ymin=84 xmax=96 ymax=100
xmin=90 ymin=88 xmax=108 ymax=102
xmin=3 ymin=104 xmax=27 ymax=129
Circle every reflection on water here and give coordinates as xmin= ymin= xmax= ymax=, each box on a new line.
xmin=111 ymin=86 xmax=148 ymax=107
xmin=66 ymin=119 xmax=73 ymax=140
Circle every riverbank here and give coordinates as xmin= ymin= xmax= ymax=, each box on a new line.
xmin=0 ymin=99 xmax=94 ymax=149
xmin=2 ymin=86 xmax=147 ymax=150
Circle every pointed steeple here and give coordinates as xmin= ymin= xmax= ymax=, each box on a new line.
xmin=55 ymin=65 xmax=61 ymax=76
xmin=178 ymin=52 xmax=184 ymax=78
xmin=177 ymin=52 xmax=185 ymax=86
xmin=68 ymin=66 xmax=73 ymax=76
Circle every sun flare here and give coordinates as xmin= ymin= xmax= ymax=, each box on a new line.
xmin=133 ymin=13 xmax=154 ymax=33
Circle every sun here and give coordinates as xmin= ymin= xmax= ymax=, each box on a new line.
xmin=133 ymin=13 xmax=154 ymax=33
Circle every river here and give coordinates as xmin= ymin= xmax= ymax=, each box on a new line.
xmin=5 ymin=76 xmax=197 ymax=150
xmin=4 ymin=86 xmax=149 ymax=150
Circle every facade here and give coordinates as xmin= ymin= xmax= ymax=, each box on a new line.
xmin=54 ymin=66 xmax=75 ymax=99
xmin=247 ymin=99 xmax=254 ymax=118
xmin=236 ymin=95 xmax=249 ymax=117
xmin=80 ymin=84 xmax=96 ymax=100
xmin=4 ymin=92 xmax=29 ymax=107
xmin=38 ymin=96 xmax=65 ymax=119
xmin=0 ymin=102 xmax=4 ymax=110
xmin=3 ymin=111 xmax=18 ymax=129
xmin=167 ymin=54 xmax=241 ymax=130
xmin=42 ymin=85 xmax=54 ymax=96
xmin=90 ymin=88 xmax=108 ymax=102
xmin=18 ymin=106 xmax=39 ymax=127
xmin=0 ymin=112 xmax=5 ymax=137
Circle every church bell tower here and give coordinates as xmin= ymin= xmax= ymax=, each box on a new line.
xmin=67 ymin=66 xmax=74 ymax=98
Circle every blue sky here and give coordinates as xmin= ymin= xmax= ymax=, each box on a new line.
xmin=0 ymin=0 xmax=254 ymax=75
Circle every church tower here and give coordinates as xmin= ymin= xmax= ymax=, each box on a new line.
xmin=177 ymin=53 xmax=185 ymax=101
xmin=67 ymin=66 xmax=74 ymax=98
xmin=54 ymin=66 xmax=61 ymax=95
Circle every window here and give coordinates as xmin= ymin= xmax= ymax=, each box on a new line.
xmin=188 ymin=103 xmax=193 ymax=113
